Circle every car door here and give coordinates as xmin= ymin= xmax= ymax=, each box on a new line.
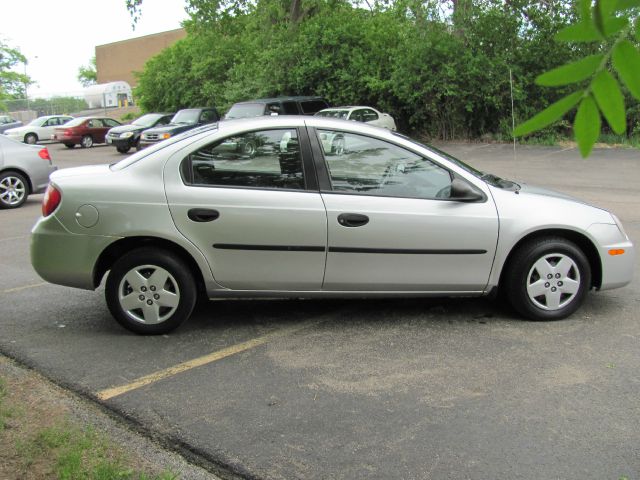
xmin=41 ymin=117 xmax=60 ymax=138
xmin=164 ymin=125 xmax=327 ymax=290
xmin=310 ymin=128 xmax=499 ymax=292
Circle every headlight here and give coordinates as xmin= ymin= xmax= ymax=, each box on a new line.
xmin=611 ymin=214 xmax=629 ymax=240
xmin=162 ymin=133 xmax=172 ymax=139
xmin=121 ymin=131 xmax=134 ymax=138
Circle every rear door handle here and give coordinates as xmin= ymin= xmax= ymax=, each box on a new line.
xmin=188 ymin=208 xmax=220 ymax=222
xmin=337 ymin=213 xmax=369 ymax=227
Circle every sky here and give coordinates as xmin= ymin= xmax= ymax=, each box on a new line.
xmin=1 ymin=0 xmax=189 ymax=98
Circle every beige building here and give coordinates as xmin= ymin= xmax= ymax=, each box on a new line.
xmin=95 ymin=28 xmax=186 ymax=87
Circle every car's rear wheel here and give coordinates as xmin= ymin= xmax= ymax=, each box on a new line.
xmin=81 ymin=135 xmax=93 ymax=148
xmin=105 ymin=248 xmax=197 ymax=334
xmin=504 ymin=237 xmax=591 ymax=320
xmin=64 ymin=143 xmax=75 ymax=148
xmin=0 ymin=171 xmax=29 ymax=209
xmin=24 ymin=133 xmax=38 ymax=144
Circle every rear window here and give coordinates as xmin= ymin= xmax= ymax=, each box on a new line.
xmin=224 ymin=103 xmax=267 ymax=120
xmin=63 ymin=118 xmax=87 ymax=127
xmin=300 ymin=100 xmax=329 ymax=114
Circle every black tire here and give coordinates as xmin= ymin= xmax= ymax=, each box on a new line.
xmin=105 ymin=248 xmax=197 ymax=334
xmin=0 ymin=171 xmax=29 ymax=209
xmin=64 ymin=143 xmax=75 ymax=149
xmin=116 ymin=146 xmax=130 ymax=154
xmin=504 ymin=237 xmax=591 ymax=321
xmin=24 ymin=133 xmax=38 ymax=144
xmin=80 ymin=135 xmax=93 ymax=148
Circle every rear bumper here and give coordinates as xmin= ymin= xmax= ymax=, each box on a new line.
xmin=31 ymin=214 xmax=119 ymax=290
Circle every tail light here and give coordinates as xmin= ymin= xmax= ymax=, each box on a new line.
xmin=64 ymin=128 xmax=73 ymax=136
xmin=42 ymin=184 xmax=61 ymax=217
xmin=38 ymin=147 xmax=51 ymax=161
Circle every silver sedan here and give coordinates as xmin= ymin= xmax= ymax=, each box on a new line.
xmin=30 ymin=117 xmax=635 ymax=334
xmin=0 ymin=134 xmax=56 ymax=209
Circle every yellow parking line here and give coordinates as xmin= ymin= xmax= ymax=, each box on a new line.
xmin=2 ymin=282 xmax=48 ymax=294
xmin=96 ymin=321 xmax=317 ymax=401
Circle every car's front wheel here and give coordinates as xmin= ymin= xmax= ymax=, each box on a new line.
xmin=504 ymin=237 xmax=591 ymax=320
xmin=116 ymin=146 xmax=130 ymax=153
xmin=105 ymin=248 xmax=197 ymax=334
xmin=0 ymin=171 xmax=29 ymax=209
xmin=64 ymin=143 xmax=75 ymax=149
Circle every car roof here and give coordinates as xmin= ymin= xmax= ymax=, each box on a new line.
xmin=233 ymin=96 xmax=327 ymax=105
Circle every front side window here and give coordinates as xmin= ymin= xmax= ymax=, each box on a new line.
xmin=281 ymin=102 xmax=299 ymax=115
xmin=185 ymin=129 xmax=305 ymax=190
xmin=317 ymin=130 xmax=452 ymax=199
xmin=104 ymin=118 xmax=120 ymax=127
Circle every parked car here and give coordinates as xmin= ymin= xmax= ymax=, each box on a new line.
xmin=139 ymin=108 xmax=219 ymax=149
xmin=106 ymin=113 xmax=174 ymax=153
xmin=0 ymin=134 xmax=56 ymax=209
xmin=52 ymin=117 xmax=122 ymax=148
xmin=4 ymin=115 xmax=74 ymax=144
xmin=316 ymin=106 xmax=397 ymax=131
xmin=0 ymin=115 xmax=23 ymax=134
xmin=31 ymin=116 xmax=634 ymax=334
xmin=224 ymin=96 xmax=330 ymax=120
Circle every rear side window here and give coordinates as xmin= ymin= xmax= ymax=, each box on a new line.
xmin=300 ymin=100 xmax=329 ymax=114
xmin=184 ymin=129 xmax=305 ymax=190
xmin=281 ymin=101 xmax=299 ymax=115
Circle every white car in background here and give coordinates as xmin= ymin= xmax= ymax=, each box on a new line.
xmin=4 ymin=115 xmax=74 ymax=144
xmin=316 ymin=106 xmax=397 ymax=131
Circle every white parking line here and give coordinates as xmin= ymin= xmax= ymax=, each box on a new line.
xmin=1 ymin=282 xmax=48 ymax=294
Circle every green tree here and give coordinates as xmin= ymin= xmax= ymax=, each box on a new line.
xmin=0 ymin=41 xmax=31 ymax=109
xmin=77 ymin=56 xmax=97 ymax=87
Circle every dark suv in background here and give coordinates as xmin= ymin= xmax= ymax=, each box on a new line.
xmin=139 ymin=107 xmax=219 ymax=149
xmin=106 ymin=113 xmax=174 ymax=153
xmin=224 ymin=96 xmax=330 ymax=120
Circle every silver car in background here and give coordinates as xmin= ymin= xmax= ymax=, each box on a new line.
xmin=31 ymin=116 xmax=634 ymax=334
xmin=0 ymin=134 xmax=56 ymax=209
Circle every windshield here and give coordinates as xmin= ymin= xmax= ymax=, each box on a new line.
xmin=132 ymin=114 xmax=163 ymax=127
xmin=316 ymin=110 xmax=349 ymax=119
xmin=224 ymin=104 xmax=266 ymax=120
xmin=393 ymin=133 xmax=519 ymax=190
xmin=170 ymin=109 xmax=200 ymax=125
xmin=28 ymin=118 xmax=45 ymax=126
xmin=64 ymin=118 xmax=87 ymax=127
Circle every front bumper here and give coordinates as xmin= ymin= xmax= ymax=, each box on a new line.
xmin=31 ymin=214 xmax=119 ymax=290
xmin=589 ymin=223 xmax=635 ymax=290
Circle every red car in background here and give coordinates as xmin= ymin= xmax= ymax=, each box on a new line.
xmin=53 ymin=117 xmax=122 ymax=148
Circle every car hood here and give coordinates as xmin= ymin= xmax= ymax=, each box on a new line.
xmin=108 ymin=124 xmax=145 ymax=134
xmin=144 ymin=123 xmax=196 ymax=135
xmin=515 ymin=183 xmax=589 ymax=205
xmin=4 ymin=126 xmax=29 ymax=134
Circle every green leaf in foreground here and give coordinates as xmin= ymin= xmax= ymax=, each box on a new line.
xmin=514 ymin=91 xmax=583 ymax=137
xmin=615 ymin=0 xmax=640 ymax=10
xmin=612 ymin=40 xmax=640 ymax=100
xmin=592 ymin=70 xmax=626 ymax=134
xmin=555 ymin=22 xmax=602 ymax=42
xmin=574 ymin=95 xmax=601 ymax=157
xmin=536 ymin=55 xmax=603 ymax=86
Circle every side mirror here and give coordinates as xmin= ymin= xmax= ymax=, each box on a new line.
xmin=450 ymin=178 xmax=484 ymax=202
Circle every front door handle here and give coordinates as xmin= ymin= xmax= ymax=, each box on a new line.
xmin=337 ymin=213 xmax=369 ymax=227
xmin=188 ymin=208 xmax=220 ymax=222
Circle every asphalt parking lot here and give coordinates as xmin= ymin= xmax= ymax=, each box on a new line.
xmin=1 ymin=141 xmax=639 ymax=479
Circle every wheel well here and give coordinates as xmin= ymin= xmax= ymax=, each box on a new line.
xmin=499 ymin=229 xmax=602 ymax=290
xmin=0 ymin=168 xmax=32 ymax=194
xmin=93 ymin=237 xmax=206 ymax=293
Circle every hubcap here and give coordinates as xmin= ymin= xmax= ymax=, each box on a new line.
xmin=118 ymin=265 xmax=180 ymax=324
xmin=526 ymin=253 xmax=581 ymax=311
xmin=0 ymin=176 xmax=26 ymax=205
